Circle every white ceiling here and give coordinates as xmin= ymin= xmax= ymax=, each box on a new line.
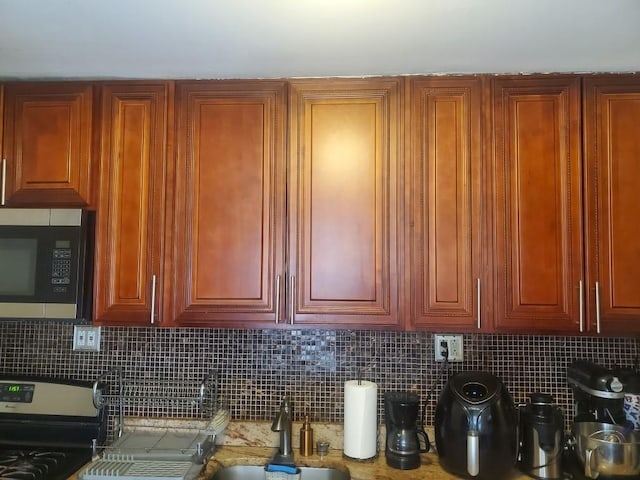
xmin=1 ymin=0 xmax=639 ymax=80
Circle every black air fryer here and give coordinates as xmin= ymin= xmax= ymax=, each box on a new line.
xmin=435 ymin=371 xmax=519 ymax=479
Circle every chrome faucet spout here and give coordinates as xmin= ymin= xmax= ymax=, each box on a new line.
xmin=271 ymin=394 xmax=294 ymax=465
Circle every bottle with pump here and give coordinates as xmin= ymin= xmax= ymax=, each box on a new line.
xmin=300 ymin=414 xmax=314 ymax=456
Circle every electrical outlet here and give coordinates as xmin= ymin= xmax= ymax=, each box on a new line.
xmin=73 ymin=326 xmax=101 ymax=352
xmin=434 ymin=334 xmax=463 ymax=362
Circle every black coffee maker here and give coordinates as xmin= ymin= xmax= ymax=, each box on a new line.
xmin=384 ymin=391 xmax=430 ymax=470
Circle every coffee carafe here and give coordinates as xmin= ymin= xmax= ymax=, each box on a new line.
xmin=384 ymin=391 xmax=430 ymax=470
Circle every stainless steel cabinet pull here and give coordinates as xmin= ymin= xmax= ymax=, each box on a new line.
xmin=150 ymin=274 xmax=157 ymax=325
xmin=275 ymin=275 xmax=281 ymax=324
xmin=1 ymin=159 xmax=6 ymax=206
xmin=579 ymin=280 xmax=584 ymax=333
xmin=595 ymin=281 xmax=601 ymax=334
xmin=290 ymin=275 xmax=295 ymax=325
xmin=476 ymin=278 xmax=481 ymax=329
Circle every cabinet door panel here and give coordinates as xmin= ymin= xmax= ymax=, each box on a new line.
xmin=171 ymin=81 xmax=286 ymax=326
xmin=289 ymin=78 xmax=402 ymax=328
xmin=492 ymin=76 xmax=583 ymax=332
xmin=309 ymin=102 xmax=377 ymax=301
xmin=584 ymin=75 xmax=640 ymax=333
xmin=94 ymin=83 xmax=168 ymax=325
xmin=2 ymin=83 xmax=93 ymax=206
xmin=194 ymin=103 xmax=265 ymax=300
xmin=410 ymin=77 xmax=482 ymax=330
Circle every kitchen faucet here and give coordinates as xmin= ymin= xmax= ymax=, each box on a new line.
xmin=271 ymin=394 xmax=294 ymax=465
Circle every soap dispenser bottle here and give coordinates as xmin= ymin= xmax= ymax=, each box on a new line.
xmin=300 ymin=414 xmax=314 ymax=456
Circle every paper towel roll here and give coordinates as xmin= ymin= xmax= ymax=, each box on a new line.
xmin=343 ymin=380 xmax=378 ymax=459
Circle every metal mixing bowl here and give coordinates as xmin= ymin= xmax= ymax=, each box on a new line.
xmin=573 ymin=422 xmax=640 ymax=478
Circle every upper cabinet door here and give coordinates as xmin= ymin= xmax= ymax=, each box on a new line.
xmin=409 ymin=77 xmax=484 ymax=331
xmin=93 ymin=83 xmax=170 ymax=326
xmin=288 ymin=78 xmax=403 ymax=328
xmin=491 ymin=76 xmax=584 ymax=333
xmin=584 ymin=75 xmax=640 ymax=334
xmin=170 ymin=81 xmax=286 ymax=327
xmin=2 ymin=83 xmax=94 ymax=206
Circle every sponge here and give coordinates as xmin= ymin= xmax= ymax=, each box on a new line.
xmin=264 ymin=464 xmax=301 ymax=480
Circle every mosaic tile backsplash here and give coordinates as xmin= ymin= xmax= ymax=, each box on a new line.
xmin=0 ymin=322 xmax=638 ymax=435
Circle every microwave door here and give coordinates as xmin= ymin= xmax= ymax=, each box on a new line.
xmin=0 ymin=237 xmax=38 ymax=298
xmin=0 ymin=226 xmax=81 ymax=319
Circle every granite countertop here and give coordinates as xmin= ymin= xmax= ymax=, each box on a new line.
xmin=106 ymin=419 xmax=532 ymax=480
xmin=203 ymin=445 xmax=532 ymax=480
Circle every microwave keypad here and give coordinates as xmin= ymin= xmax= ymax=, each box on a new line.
xmin=51 ymin=248 xmax=72 ymax=286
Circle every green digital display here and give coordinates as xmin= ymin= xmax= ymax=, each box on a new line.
xmin=1 ymin=383 xmax=34 ymax=402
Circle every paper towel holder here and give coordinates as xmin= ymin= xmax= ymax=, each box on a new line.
xmin=343 ymin=378 xmax=380 ymax=462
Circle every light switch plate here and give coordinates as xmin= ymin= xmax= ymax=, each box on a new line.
xmin=73 ymin=326 xmax=101 ymax=352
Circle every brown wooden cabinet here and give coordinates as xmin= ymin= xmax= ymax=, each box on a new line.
xmin=490 ymin=76 xmax=584 ymax=333
xmin=2 ymin=83 xmax=94 ymax=206
xmin=408 ymin=76 xmax=484 ymax=331
xmin=168 ymin=81 xmax=287 ymax=327
xmin=93 ymin=82 xmax=170 ymax=326
xmin=169 ymin=78 xmax=402 ymax=329
xmin=287 ymin=78 xmax=404 ymax=328
xmin=4 ymin=74 xmax=628 ymax=334
xmin=584 ymin=75 xmax=640 ymax=334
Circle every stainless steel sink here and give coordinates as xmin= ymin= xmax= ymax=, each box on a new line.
xmin=212 ymin=465 xmax=350 ymax=480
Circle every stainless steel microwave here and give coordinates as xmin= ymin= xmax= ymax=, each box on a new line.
xmin=0 ymin=209 xmax=92 ymax=320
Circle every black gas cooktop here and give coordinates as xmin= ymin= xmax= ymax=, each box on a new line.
xmin=0 ymin=448 xmax=93 ymax=480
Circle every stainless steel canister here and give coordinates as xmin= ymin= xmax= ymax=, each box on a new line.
xmin=519 ymin=393 xmax=564 ymax=479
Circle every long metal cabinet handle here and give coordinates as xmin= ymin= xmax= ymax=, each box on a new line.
xmin=290 ymin=275 xmax=295 ymax=325
xmin=579 ymin=280 xmax=584 ymax=333
xmin=476 ymin=278 xmax=481 ymax=329
xmin=150 ymin=274 xmax=157 ymax=325
xmin=595 ymin=281 xmax=601 ymax=334
xmin=1 ymin=159 xmax=6 ymax=206
xmin=274 ymin=275 xmax=281 ymax=324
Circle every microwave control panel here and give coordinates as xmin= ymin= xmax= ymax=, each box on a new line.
xmin=51 ymin=240 xmax=72 ymax=292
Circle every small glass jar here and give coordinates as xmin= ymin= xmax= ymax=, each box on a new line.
xmin=316 ymin=441 xmax=330 ymax=458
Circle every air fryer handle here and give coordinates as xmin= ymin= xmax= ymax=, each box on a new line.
xmin=467 ymin=430 xmax=479 ymax=477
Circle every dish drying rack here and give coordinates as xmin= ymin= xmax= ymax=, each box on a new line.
xmin=92 ymin=368 xmax=222 ymax=436
xmin=89 ymin=368 xmax=229 ymax=465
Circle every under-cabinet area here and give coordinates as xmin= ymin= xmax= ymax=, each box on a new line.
xmin=0 ymin=74 xmax=639 ymax=334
